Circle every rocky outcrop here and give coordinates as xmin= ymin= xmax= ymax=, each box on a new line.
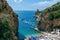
xmin=35 ymin=2 xmax=60 ymax=32
xmin=0 ymin=0 xmax=18 ymax=40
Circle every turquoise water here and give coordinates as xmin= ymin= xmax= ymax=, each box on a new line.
xmin=15 ymin=11 xmax=40 ymax=40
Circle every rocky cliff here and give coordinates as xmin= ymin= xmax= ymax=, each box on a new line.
xmin=35 ymin=2 xmax=60 ymax=32
xmin=0 ymin=0 xmax=18 ymax=40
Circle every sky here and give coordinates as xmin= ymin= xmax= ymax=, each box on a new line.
xmin=7 ymin=0 xmax=60 ymax=11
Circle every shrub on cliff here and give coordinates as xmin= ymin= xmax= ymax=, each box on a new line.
xmin=0 ymin=16 xmax=11 ymax=40
xmin=36 ymin=2 xmax=60 ymax=32
xmin=0 ymin=0 xmax=18 ymax=40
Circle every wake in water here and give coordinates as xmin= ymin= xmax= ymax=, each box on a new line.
xmin=22 ymin=20 xmax=35 ymax=26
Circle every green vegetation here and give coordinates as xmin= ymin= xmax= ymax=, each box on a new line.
xmin=49 ymin=11 xmax=60 ymax=20
xmin=0 ymin=14 xmax=13 ymax=40
xmin=35 ymin=2 xmax=60 ymax=32
xmin=0 ymin=16 xmax=11 ymax=40
xmin=42 ymin=2 xmax=60 ymax=13
xmin=0 ymin=0 xmax=18 ymax=40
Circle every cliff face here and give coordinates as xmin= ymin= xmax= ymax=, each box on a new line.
xmin=35 ymin=2 xmax=60 ymax=32
xmin=0 ymin=0 xmax=18 ymax=40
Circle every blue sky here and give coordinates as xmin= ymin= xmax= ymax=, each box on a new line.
xmin=7 ymin=0 xmax=60 ymax=11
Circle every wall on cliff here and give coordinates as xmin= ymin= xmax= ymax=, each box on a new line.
xmin=0 ymin=0 xmax=18 ymax=40
xmin=35 ymin=2 xmax=60 ymax=32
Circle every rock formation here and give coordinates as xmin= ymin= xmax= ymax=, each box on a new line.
xmin=35 ymin=2 xmax=60 ymax=32
xmin=0 ymin=0 xmax=18 ymax=40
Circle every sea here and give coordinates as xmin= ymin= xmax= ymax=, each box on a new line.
xmin=15 ymin=11 xmax=40 ymax=40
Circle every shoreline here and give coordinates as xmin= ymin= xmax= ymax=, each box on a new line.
xmin=31 ymin=27 xmax=60 ymax=40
